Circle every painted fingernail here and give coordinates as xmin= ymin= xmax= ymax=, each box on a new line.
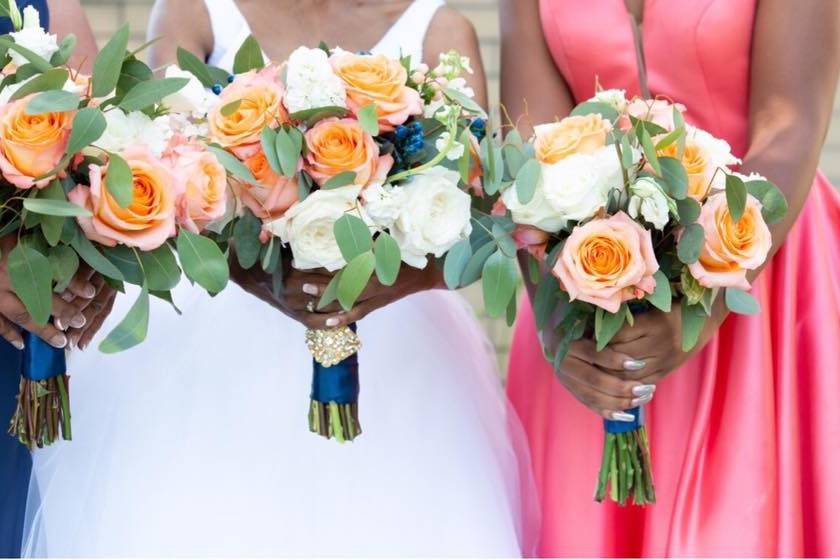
xmin=61 ymin=292 xmax=74 ymax=303
xmin=302 ymin=283 xmax=319 ymax=296
xmin=632 ymin=394 xmax=654 ymax=407
xmin=50 ymin=334 xmax=67 ymax=349
xmin=623 ymin=359 xmax=646 ymax=371
xmin=325 ymin=317 xmax=341 ymax=328
xmin=632 ymin=384 xmax=656 ymax=397
xmin=81 ymin=285 xmax=96 ymax=299
xmin=55 ymin=318 xmax=66 ymax=331
xmin=12 ymin=340 xmax=24 ymax=350
xmin=610 ymin=411 xmax=636 ymax=422
xmin=70 ymin=315 xmax=87 ymax=329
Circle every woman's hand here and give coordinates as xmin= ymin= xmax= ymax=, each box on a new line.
xmin=63 ymin=269 xmax=117 ymax=350
xmin=231 ymin=259 xmax=443 ymax=330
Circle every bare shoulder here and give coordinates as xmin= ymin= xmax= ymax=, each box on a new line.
xmin=148 ymin=0 xmax=213 ymax=66
xmin=424 ymin=6 xmax=481 ymax=60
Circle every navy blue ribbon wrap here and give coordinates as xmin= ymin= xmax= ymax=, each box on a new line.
xmin=21 ymin=331 xmax=66 ymax=382
xmin=310 ymin=323 xmax=359 ymax=405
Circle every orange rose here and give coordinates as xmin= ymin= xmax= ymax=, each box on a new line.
xmin=687 ymin=193 xmax=772 ymax=290
xmin=68 ymin=147 xmax=179 ymax=251
xmin=236 ymin=148 xmax=299 ymax=221
xmin=208 ymin=65 xmax=288 ymax=153
xmin=553 ymin=212 xmax=658 ymax=313
xmin=304 ymin=117 xmax=392 ymax=187
xmin=658 ymin=142 xmax=713 ymax=200
xmin=330 ymin=52 xmax=422 ymax=130
xmin=166 ymin=140 xmax=228 ymax=234
xmin=0 ymin=94 xmax=72 ymax=188
xmin=533 ymin=114 xmax=612 ymax=164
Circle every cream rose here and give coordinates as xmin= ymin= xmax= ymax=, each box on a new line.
xmin=501 ymin=182 xmax=566 ymax=233
xmin=628 ymin=177 xmax=672 ymax=230
xmin=541 ymin=145 xmax=625 ymax=222
xmin=533 ymin=115 xmax=612 ymax=164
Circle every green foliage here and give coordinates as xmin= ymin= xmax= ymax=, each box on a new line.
xmin=105 ymin=152 xmax=134 ymax=208
xmin=659 ymin=156 xmax=688 ymax=199
xmin=569 ymin=101 xmax=619 ymax=123
xmin=745 ymin=179 xmax=788 ymax=225
xmin=92 ymin=23 xmax=129 ymax=97
xmin=373 ymin=232 xmax=400 ymax=286
xmin=323 ymin=171 xmax=357 ymax=189
xmin=514 ymin=158 xmax=540 ymax=205
xmin=207 ymin=145 xmax=256 ymax=183
xmin=677 ymin=223 xmax=704 ymax=264
xmin=233 ymin=35 xmax=265 ymax=74
xmin=595 ymin=304 xmax=628 ymax=351
xmin=334 ymin=214 xmax=372 ymax=262
xmin=680 ymin=299 xmax=706 ymax=351
xmin=481 ymin=250 xmax=518 ymax=318
xmin=275 ymin=127 xmax=303 ymax=178
xmin=645 ymin=270 xmax=673 ymax=312
xmin=725 ymin=173 xmax=747 ymax=222
xmin=11 ymin=68 xmax=67 ymax=101
xmin=176 ymin=47 xmax=214 ymax=87
xmin=725 ymin=287 xmax=760 ymax=315
xmin=119 ymin=77 xmax=189 ymax=111
xmin=358 ymin=103 xmax=379 ymax=135
xmin=232 ymin=210 xmax=262 ymax=269
xmin=337 ymin=251 xmax=375 ymax=310
xmin=7 ymin=244 xmax=52 ymax=325
xmin=66 ymin=108 xmax=107 ymax=155
xmin=99 ymin=286 xmax=149 ymax=353
xmin=176 ymin=229 xmax=229 ymax=294
xmin=443 ymin=239 xmax=472 ymax=289
xmin=25 ymin=90 xmax=80 ymax=115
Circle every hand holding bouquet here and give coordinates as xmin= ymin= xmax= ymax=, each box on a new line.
xmin=492 ymin=88 xmax=788 ymax=505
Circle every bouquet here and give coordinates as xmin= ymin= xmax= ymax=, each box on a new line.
xmin=173 ymin=36 xmax=519 ymax=442
xmin=492 ymin=88 xmax=788 ymax=505
xmin=0 ymin=8 xmax=230 ymax=448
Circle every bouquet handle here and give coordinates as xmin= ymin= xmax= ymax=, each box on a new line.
xmin=595 ymin=406 xmax=655 ymax=505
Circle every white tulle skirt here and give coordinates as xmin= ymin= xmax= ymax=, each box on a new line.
xmin=21 ymin=282 xmax=538 ymax=557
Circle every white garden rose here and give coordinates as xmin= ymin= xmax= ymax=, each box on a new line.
xmin=265 ymin=186 xmax=362 ymax=271
xmin=9 ymin=6 xmax=58 ymax=67
xmin=687 ymin=126 xmax=741 ymax=191
xmin=389 ymin=167 xmax=472 ymax=268
xmin=502 ymin=181 xmax=566 ymax=233
xmin=284 ymin=46 xmax=346 ymax=113
xmin=97 ymin=108 xmax=172 ymax=158
xmin=589 ymin=88 xmax=628 ymax=112
xmin=541 ymin=145 xmax=625 ymax=222
xmin=628 ymin=177 xmax=672 ymax=230
xmin=162 ymin=65 xmax=215 ymax=117
xmin=362 ymin=183 xmax=406 ymax=229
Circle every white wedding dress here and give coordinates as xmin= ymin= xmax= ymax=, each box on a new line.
xmin=21 ymin=0 xmax=538 ymax=556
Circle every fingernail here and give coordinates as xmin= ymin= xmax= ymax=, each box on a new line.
xmin=61 ymin=292 xmax=74 ymax=303
xmin=81 ymin=285 xmax=96 ymax=299
xmin=632 ymin=384 xmax=656 ymax=397
xmin=50 ymin=334 xmax=67 ymax=349
xmin=632 ymin=394 xmax=654 ymax=407
xmin=70 ymin=314 xmax=87 ymax=329
xmin=12 ymin=340 xmax=24 ymax=350
xmin=325 ymin=317 xmax=340 ymax=328
xmin=623 ymin=359 xmax=646 ymax=371
xmin=69 ymin=333 xmax=80 ymax=349
xmin=610 ymin=411 xmax=636 ymax=422
xmin=302 ymin=283 xmax=319 ymax=296
xmin=55 ymin=318 xmax=66 ymax=331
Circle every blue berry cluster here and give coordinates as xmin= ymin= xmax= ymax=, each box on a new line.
xmin=394 ymin=121 xmax=425 ymax=157
xmin=211 ymin=75 xmax=236 ymax=95
xmin=470 ymin=118 xmax=487 ymax=142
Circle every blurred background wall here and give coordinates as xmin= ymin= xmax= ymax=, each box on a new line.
xmin=80 ymin=0 xmax=840 ymax=374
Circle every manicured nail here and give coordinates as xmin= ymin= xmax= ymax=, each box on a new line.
xmin=12 ymin=339 xmax=24 ymax=350
xmin=623 ymin=359 xmax=646 ymax=371
xmin=61 ymin=292 xmax=74 ymax=303
xmin=632 ymin=394 xmax=654 ymax=407
xmin=610 ymin=411 xmax=636 ymax=422
xmin=50 ymin=334 xmax=67 ymax=349
xmin=70 ymin=314 xmax=87 ymax=329
xmin=81 ymin=285 xmax=96 ymax=299
xmin=325 ymin=317 xmax=341 ymax=328
xmin=55 ymin=318 xmax=66 ymax=331
xmin=632 ymin=384 xmax=656 ymax=397
xmin=302 ymin=283 xmax=319 ymax=296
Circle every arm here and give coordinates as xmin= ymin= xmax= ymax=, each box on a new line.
xmin=47 ymin=0 xmax=97 ymax=72
xmin=146 ymin=0 xmax=214 ymax=68
xmin=424 ymin=7 xmax=488 ymax=108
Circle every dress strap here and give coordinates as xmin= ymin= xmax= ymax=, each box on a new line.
xmin=202 ymin=0 xmax=251 ymax=67
xmin=372 ymin=0 xmax=445 ymax=64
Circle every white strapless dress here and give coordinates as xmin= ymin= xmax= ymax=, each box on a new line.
xmin=21 ymin=0 xmax=538 ymax=556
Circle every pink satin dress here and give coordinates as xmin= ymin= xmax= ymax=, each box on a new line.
xmin=506 ymin=0 xmax=840 ymax=556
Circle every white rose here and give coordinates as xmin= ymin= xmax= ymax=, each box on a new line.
xmin=161 ymin=65 xmax=215 ymax=117
xmin=265 ymin=186 xmax=363 ymax=272
xmin=589 ymin=88 xmax=628 ymax=112
xmin=97 ymin=108 xmax=172 ymax=157
xmin=362 ymin=183 xmax=406 ymax=229
xmin=389 ymin=167 xmax=472 ymax=268
xmin=687 ymin=126 xmax=741 ymax=190
xmin=541 ymin=145 xmax=625 ymax=222
xmin=435 ymin=131 xmax=465 ymax=161
xmin=502 ymin=182 xmax=566 ymax=233
xmin=628 ymin=177 xmax=672 ymax=230
xmin=284 ymin=46 xmax=346 ymax=113
xmin=9 ymin=6 xmax=58 ymax=67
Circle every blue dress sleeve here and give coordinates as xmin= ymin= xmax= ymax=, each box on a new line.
xmin=0 ymin=0 xmax=50 ymax=34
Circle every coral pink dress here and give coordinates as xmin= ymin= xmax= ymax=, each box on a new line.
xmin=507 ymin=0 xmax=840 ymax=556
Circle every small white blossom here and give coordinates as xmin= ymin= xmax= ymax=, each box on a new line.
xmin=628 ymin=177 xmax=672 ymax=230
xmin=435 ymin=131 xmax=465 ymax=161
xmin=284 ymin=46 xmax=346 ymax=113
xmin=97 ymin=108 xmax=172 ymax=157
xmin=161 ymin=65 xmax=215 ymax=117
xmin=433 ymin=51 xmax=473 ymax=79
xmin=589 ymin=89 xmax=628 ymax=112
xmin=9 ymin=6 xmax=59 ymax=67
xmin=362 ymin=183 xmax=406 ymax=229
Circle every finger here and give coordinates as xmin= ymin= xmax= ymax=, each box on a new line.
xmin=568 ymin=339 xmax=647 ymax=373
xmin=51 ymin=295 xmax=87 ymax=331
xmin=64 ymin=271 xmax=97 ymax=300
xmin=74 ymin=291 xmax=116 ymax=350
xmin=70 ymin=275 xmax=107 ymax=314
xmin=558 ymin=356 xmax=655 ymax=403
xmin=0 ymin=294 xmax=67 ymax=348
xmin=0 ymin=316 xmax=24 ymax=350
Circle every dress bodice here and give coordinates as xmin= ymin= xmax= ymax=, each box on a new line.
xmin=539 ymin=0 xmax=756 ymax=156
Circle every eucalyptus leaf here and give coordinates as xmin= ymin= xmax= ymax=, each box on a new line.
xmin=337 ymin=251 xmax=375 ymax=310
xmin=676 ymin=197 xmax=701 ymax=225
xmin=119 ymin=77 xmax=189 ymax=112
xmin=317 ymin=272 xmax=341 ymax=310
xmin=481 ymin=250 xmax=518 ymax=318
xmin=358 ymin=103 xmax=379 ymax=135
xmin=681 ymin=300 xmax=706 ymax=351
xmin=50 ymin=34 xmax=76 ymax=67
xmin=533 ymin=273 xmax=560 ymax=331
xmin=176 ymin=46 xmax=214 ymax=88
xmin=92 ymin=23 xmax=129 ymax=98
xmin=23 ymin=198 xmax=91 ymax=217
xmin=373 ymin=232 xmax=400 ymax=286
xmin=461 ymin=241 xmax=495 ymax=286
xmin=106 ymin=152 xmax=134 ymax=208
xmin=99 ymin=286 xmax=150 ymax=354
xmin=275 ymin=127 xmax=302 ymax=178
xmin=334 ymin=214 xmax=372 ymax=262
xmin=176 ymin=229 xmax=229 ymax=295
xmin=442 ymin=87 xmax=485 ymax=115
xmin=260 ymin=127 xmax=282 ymax=175
xmin=514 ymin=158 xmax=540 ymax=205
xmin=138 ymin=244 xmax=181 ymax=292
xmin=639 ymin=125 xmax=661 ymax=175
xmin=645 ymin=270 xmax=673 ymax=312
xmin=66 ymin=108 xmax=107 ymax=155
xmin=458 ymin=128 xmax=472 ymax=184
xmin=48 ymin=245 xmax=79 ymax=293
xmin=11 ymin=68 xmax=68 ymax=101
xmin=725 ymin=287 xmax=760 ymax=315
xmin=36 ymin=180 xmax=68 ymax=246
xmin=288 ymin=105 xmax=347 ymax=127
xmin=595 ymin=305 xmax=627 ymax=351
xmin=25 ymin=90 xmax=80 ymax=115
xmin=677 ymin=223 xmax=705 ymax=264
xmin=71 ymin=229 xmax=124 ymax=281
xmin=233 ymin=210 xmax=262 ymax=269
xmin=233 ymin=35 xmax=265 ymax=74
xmin=443 ymin=238 xmax=472 ymax=289
xmin=745 ymin=179 xmax=788 ymax=225
xmin=569 ymin=101 xmax=619 ymax=123
xmin=659 ymin=156 xmax=688 ymax=199
xmin=725 ymin=173 xmax=747 ymax=223
xmin=207 ymin=145 xmax=256 ymax=183
xmin=323 ymin=171 xmax=357 ymax=189
xmin=220 ymin=99 xmax=241 ymax=116
xmin=7 ymin=244 xmax=52 ymax=325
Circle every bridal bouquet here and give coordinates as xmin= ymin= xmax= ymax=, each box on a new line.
xmin=0 ymin=9 xmax=229 ymax=448
xmin=174 ymin=36 xmax=515 ymax=442
xmin=493 ymin=89 xmax=788 ymax=505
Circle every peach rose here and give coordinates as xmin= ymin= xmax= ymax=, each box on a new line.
xmin=626 ymin=98 xmax=686 ymax=132
xmin=0 ymin=94 xmax=72 ymax=189
xmin=235 ymin=148 xmax=299 ymax=221
xmin=166 ymin=140 xmax=228 ymax=234
xmin=208 ymin=65 xmax=288 ymax=152
xmin=657 ymin=141 xmax=713 ymax=200
xmin=304 ymin=117 xmax=392 ymax=187
xmin=533 ymin=114 xmax=611 ymax=164
xmin=687 ymin=193 xmax=772 ymax=290
xmin=512 ymin=225 xmax=549 ymax=261
xmin=69 ymin=146 xmax=179 ymax=251
xmin=553 ymin=212 xmax=659 ymax=313
xmin=330 ymin=52 xmax=422 ymax=130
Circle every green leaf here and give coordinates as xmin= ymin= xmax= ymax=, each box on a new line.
xmin=66 ymin=107 xmax=107 ymax=155
xmin=317 ymin=272 xmax=341 ymax=310
xmin=482 ymin=250 xmax=518 ymax=318
xmin=514 ymin=158 xmax=540 ymax=205
xmin=260 ymin=127 xmax=282 ymax=175
xmin=275 ymin=127 xmax=302 ymax=178
xmin=233 ymin=210 xmax=262 ymax=269
xmin=48 ymin=245 xmax=79 ymax=293
xmin=481 ymin=135 xmax=503 ymax=195
xmin=119 ymin=77 xmax=189 ymax=111
xmin=334 ymin=214 xmax=372 ymax=262
xmin=337 ymin=251 xmax=375 ymax=310
xmin=442 ymin=87 xmax=485 ymax=115
xmin=645 ymin=270 xmax=673 ymax=312
xmin=37 ymin=180 xmax=68 ymax=246
xmin=595 ymin=304 xmax=627 ymax=351
xmin=725 ymin=287 xmax=760 ymax=315
xmin=176 ymin=229 xmax=229 ymax=295
xmin=725 ymin=173 xmax=747 ymax=223
xmin=288 ymin=105 xmax=347 ymax=127
xmin=358 ymin=103 xmax=379 ymax=136
xmin=680 ymin=300 xmax=706 ymax=351
xmin=677 ymin=223 xmax=705 ymax=264
xmin=70 ymin=231 xmax=124 ymax=281
xmin=570 ymin=101 xmax=619 ymax=123
xmin=261 ymin=235 xmax=281 ymax=272
xmin=1 ymin=40 xmax=51 ymax=72
xmin=50 ymin=34 xmax=77 ymax=67
xmin=533 ymin=273 xmax=560 ymax=330
xmin=232 ymin=35 xmax=265 ymax=74
xmin=11 ymin=68 xmax=68 ymax=101
xmin=116 ymin=57 xmax=153 ymax=94
xmin=7 ymin=244 xmax=52 ymax=325
xmin=654 ymin=126 xmax=685 ymax=151
xmin=206 ymin=145 xmax=256 ymax=183
xmin=506 ymin=287 xmax=518 ymax=327
xmin=105 ymin=152 xmax=134 ymax=208
xmin=639 ymin=125 xmax=661 ymax=176
xmin=92 ymin=23 xmax=129 ymax=98
xmin=102 ymin=245 xmax=143 ymax=285
xmin=676 ymin=197 xmax=701 ymax=225
xmin=373 ymin=232 xmax=401 ymax=286
xmin=176 ymin=46 xmax=214 ymax=88
xmin=323 ymin=171 xmax=357 ymax=189
xmin=220 ymin=99 xmax=241 ymax=116
xmin=659 ymin=156 xmax=688 ymax=199
xmin=620 ymin=134 xmax=635 ymax=169
xmin=461 ymin=241 xmax=495 ymax=286
xmin=443 ymin=238 xmax=472 ymax=289
xmin=527 ymin=253 xmax=541 ymax=285
xmin=99 ymin=286 xmax=150 ymax=353
xmin=745 ymin=179 xmax=788 ymax=225
xmin=22 ymin=198 xmax=91 ymax=217
xmin=458 ymin=128 xmax=472 ymax=184
xmin=492 ymin=223 xmax=517 ymax=258
xmin=502 ymin=144 xmax=525 ymax=179
xmin=138 ymin=244 xmax=181 ymax=292
xmin=25 ymin=90 xmax=80 ymax=115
